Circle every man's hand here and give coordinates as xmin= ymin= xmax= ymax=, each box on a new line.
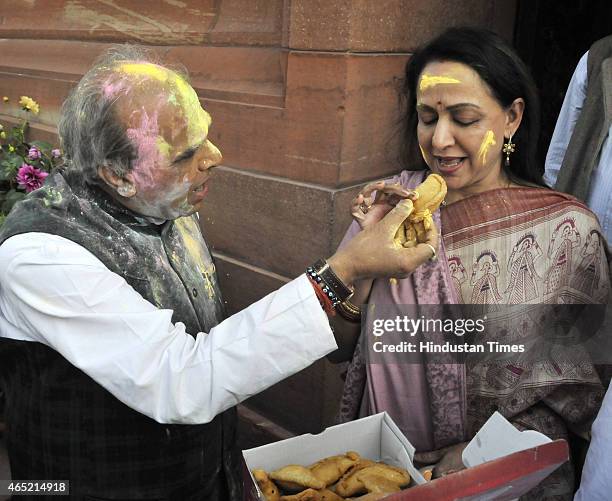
xmin=328 ymin=198 xmax=438 ymax=285
xmin=413 ymin=441 xmax=469 ymax=479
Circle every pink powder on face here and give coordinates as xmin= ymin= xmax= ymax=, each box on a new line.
xmin=126 ymin=107 xmax=163 ymax=190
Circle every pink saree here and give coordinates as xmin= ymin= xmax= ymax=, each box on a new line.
xmin=337 ymin=170 xmax=610 ymax=498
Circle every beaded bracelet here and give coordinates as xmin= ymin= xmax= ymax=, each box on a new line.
xmin=307 ymin=275 xmax=335 ymax=316
xmin=306 ymin=259 xmax=354 ymax=307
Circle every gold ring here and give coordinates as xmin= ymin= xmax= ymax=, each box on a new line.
xmin=423 ymin=243 xmax=437 ymax=261
xmin=359 ymin=201 xmax=370 ymax=214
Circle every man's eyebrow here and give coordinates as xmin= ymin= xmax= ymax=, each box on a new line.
xmin=172 ymin=140 xmax=205 ymax=164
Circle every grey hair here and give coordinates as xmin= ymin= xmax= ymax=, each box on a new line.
xmin=58 ymin=44 xmax=186 ymax=185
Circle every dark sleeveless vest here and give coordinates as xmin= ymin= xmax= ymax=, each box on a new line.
xmin=0 ymin=170 xmax=241 ymax=500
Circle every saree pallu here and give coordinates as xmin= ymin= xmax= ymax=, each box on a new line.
xmin=337 ymin=171 xmax=610 ymax=500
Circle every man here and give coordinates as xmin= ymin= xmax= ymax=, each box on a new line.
xmin=545 ymin=36 xmax=612 ymax=243
xmin=0 ymin=46 xmax=436 ymax=499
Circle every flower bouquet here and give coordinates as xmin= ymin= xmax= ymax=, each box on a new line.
xmin=0 ymin=95 xmax=62 ymax=226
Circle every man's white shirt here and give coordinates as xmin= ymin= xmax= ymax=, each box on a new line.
xmin=544 ymin=51 xmax=612 ymax=243
xmin=0 ymin=232 xmax=336 ymax=424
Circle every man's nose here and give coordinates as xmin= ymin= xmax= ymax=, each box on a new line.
xmin=431 ymin=119 xmax=455 ymax=151
xmin=199 ymin=140 xmax=222 ymax=170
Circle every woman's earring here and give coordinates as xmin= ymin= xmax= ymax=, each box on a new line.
xmin=502 ymin=134 xmax=515 ymax=167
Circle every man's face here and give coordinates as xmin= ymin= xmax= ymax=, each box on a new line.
xmin=110 ymin=63 xmax=222 ymax=220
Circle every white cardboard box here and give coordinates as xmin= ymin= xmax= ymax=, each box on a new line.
xmin=242 ymin=411 xmax=568 ymax=501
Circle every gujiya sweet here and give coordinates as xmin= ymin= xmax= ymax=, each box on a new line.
xmin=394 ymin=173 xmax=447 ymax=248
xmin=253 ymin=452 xmax=412 ymax=501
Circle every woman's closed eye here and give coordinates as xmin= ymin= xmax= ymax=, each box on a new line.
xmin=454 ymin=118 xmax=479 ymax=126
xmin=418 ymin=112 xmax=480 ymax=127
xmin=453 ymin=113 xmax=480 ymax=126
xmin=418 ymin=113 xmax=437 ymax=126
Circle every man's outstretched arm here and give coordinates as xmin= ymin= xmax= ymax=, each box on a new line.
xmin=0 ymin=232 xmax=336 ymax=424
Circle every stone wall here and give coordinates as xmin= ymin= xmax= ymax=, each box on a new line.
xmin=0 ymin=0 xmax=515 ymax=442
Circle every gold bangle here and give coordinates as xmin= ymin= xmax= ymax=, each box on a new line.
xmin=336 ymin=300 xmax=362 ymax=323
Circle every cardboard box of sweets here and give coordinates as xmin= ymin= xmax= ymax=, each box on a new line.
xmin=242 ymin=411 xmax=569 ymax=501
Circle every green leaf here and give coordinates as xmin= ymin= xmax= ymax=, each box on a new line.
xmin=0 ymin=153 xmax=24 ymax=181
xmin=1 ymin=189 xmax=25 ymax=214
xmin=30 ymin=140 xmax=54 ymax=152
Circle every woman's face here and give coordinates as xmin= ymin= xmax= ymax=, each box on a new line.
xmin=416 ymin=60 xmax=523 ymax=203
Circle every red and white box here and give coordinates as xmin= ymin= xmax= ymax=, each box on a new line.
xmin=242 ymin=411 xmax=568 ymax=500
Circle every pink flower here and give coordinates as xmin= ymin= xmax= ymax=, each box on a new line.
xmin=51 ymin=148 xmax=61 ymax=158
xmin=16 ymin=164 xmax=49 ymax=193
xmin=28 ymin=146 xmax=41 ymax=160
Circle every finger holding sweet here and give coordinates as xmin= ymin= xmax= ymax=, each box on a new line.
xmin=371 ymin=182 xmax=416 ymax=208
xmin=351 ymin=181 xmax=416 ymax=230
xmin=350 ymin=193 xmax=368 ymax=225
xmin=330 ymin=199 xmax=438 ymax=283
xmin=414 ymin=220 xmax=439 ymax=261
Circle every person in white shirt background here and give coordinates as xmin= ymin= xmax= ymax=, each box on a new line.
xmin=545 ymin=41 xmax=612 ymax=245
xmin=544 ymin=35 xmax=612 ymax=501
xmin=0 ymin=46 xmax=436 ymax=500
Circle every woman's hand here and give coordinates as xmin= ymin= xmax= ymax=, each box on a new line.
xmin=351 ymin=181 xmax=416 ymax=229
xmin=413 ymin=441 xmax=469 ymax=479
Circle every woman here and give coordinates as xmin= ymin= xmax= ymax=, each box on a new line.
xmin=331 ymin=27 xmax=610 ymax=499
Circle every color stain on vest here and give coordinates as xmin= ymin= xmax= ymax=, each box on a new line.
xmin=175 ymin=218 xmax=216 ymax=299
xmin=43 ymin=187 xmax=63 ymax=207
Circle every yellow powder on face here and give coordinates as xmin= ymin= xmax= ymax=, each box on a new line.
xmin=165 ymin=72 xmax=211 ymax=146
xmin=478 ymin=130 xmax=496 ymax=165
xmin=419 ymin=144 xmax=428 ymax=162
xmin=419 ymin=74 xmax=461 ymax=92
xmin=156 ymin=136 xmax=171 ymax=160
xmin=184 ymin=103 xmax=210 ymax=146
